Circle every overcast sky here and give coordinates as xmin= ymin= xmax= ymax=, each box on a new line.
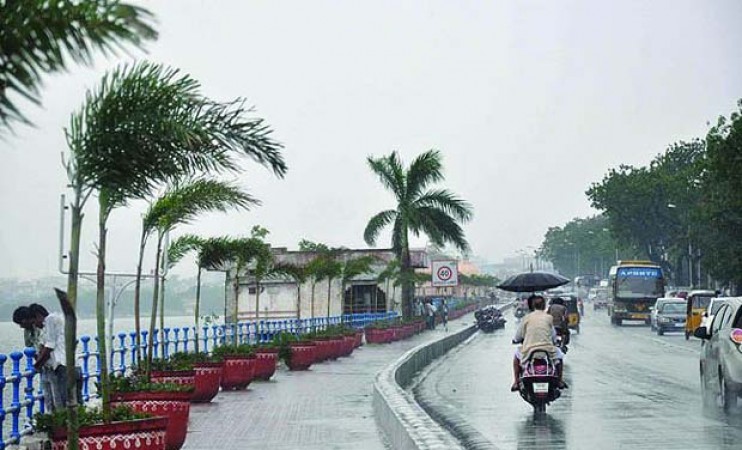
xmin=1 ymin=0 xmax=741 ymax=279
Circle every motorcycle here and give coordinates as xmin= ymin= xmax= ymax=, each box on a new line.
xmin=554 ymin=331 xmax=568 ymax=354
xmin=516 ymin=350 xmax=562 ymax=413
xmin=475 ymin=306 xmax=507 ymax=332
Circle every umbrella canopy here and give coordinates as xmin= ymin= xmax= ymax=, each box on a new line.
xmin=497 ymin=271 xmax=570 ymax=293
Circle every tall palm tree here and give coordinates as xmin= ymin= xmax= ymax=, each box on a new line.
xmin=323 ymin=255 xmax=343 ymax=319
xmin=193 ymin=237 xmax=236 ymax=352
xmin=340 ymin=256 xmax=376 ymax=315
xmin=135 ymin=178 xmax=257 ymax=363
xmin=364 ymin=150 xmax=473 ymax=318
xmin=1 ymin=1 xmax=157 ymax=131
xmin=299 ymin=240 xmax=330 ymax=320
xmin=274 ymin=263 xmax=309 ymax=319
xmin=63 ymin=61 xmax=286 ymax=425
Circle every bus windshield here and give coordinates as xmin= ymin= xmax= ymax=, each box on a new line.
xmin=615 ymin=267 xmax=663 ymax=299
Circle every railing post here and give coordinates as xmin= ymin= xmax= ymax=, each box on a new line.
xmin=10 ymin=351 xmax=22 ymax=443
xmin=211 ymin=325 xmax=220 ymax=349
xmin=117 ymin=333 xmax=127 ymax=375
xmin=259 ymin=321 xmax=265 ymax=344
xmin=93 ymin=337 xmax=101 ymax=391
xmin=141 ymin=331 xmax=149 ymax=361
xmin=80 ymin=336 xmax=91 ymax=402
xmin=202 ymin=326 xmax=210 ymax=353
xmin=163 ymin=328 xmax=171 ymax=359
xmin=128 ymin=332 xmax=137 ymax=368
xmin=153 ymin=329 xmax=160 ymax=360
xmin=182 ymin=328 xmax=190 ymax=353
xmin=23 ymin=348 xmax=35 ymax=430
xmin=0 ymin=353 xmax=7 ymax=449
xmin=173 ymin=328 xmax=181 ymax=354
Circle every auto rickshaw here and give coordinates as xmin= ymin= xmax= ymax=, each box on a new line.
xmin=685 ymin=290 xmax=716 ymax=340
xmin=564 ymin=296 xmax=581 ymax=334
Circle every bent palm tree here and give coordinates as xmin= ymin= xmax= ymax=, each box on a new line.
xmin=63 ymin=61 xmax=286 ymax=426
xmin=364 ymin=150 xmax=473 ymax=318
xmin=1 ymin=1 xmax=156 ymax=130
xmin=134 ymin=178 xmax=257 ymax=364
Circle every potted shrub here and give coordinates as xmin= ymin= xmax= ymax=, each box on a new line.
xmin=274 ymin=332 xmax=316 ymax=371
xmin=109 ymin=375 xmax=193 ymax=450
xmin=253 ymin=343 xmax=279 ymax=381
xmin=166 ymin=352 xmax=224 ymax=403
xmin=36 ymin=405 xmax=168 ymax=450
xmin=212 ymin=344 xmax=257 ymax=390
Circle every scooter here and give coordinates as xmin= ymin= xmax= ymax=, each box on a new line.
xmin=475 ymin=306 xmax=507 ymax=332
xmin=517 ymin=350 xmax=562 ymax=413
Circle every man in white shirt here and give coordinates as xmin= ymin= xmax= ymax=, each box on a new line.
xmin=29 ymin=304 xmax=67 ymax=411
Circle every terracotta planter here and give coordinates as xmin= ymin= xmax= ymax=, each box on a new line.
xmin=151 ymin=370 xmax=195 ymax=388
xmin=329 ymin=338 xmax=345 ymax=359
xmin=287 ymin=342 xmax=315 ymax=370
xmin=111 ymin=391 xmax=190 ymax=450
xmin=254 ymin=348 xmax=278 ymax=380
xmin=365 ymin=328 xmax=387 ymax=344
xmin=220 ymin=355 xmax=257 ymax=390
xmin=51 ymin=417 xmax=168 ymax=450
xmin=341 ymin=336 xmax=355 ymax=356
xmin=313 ymin=339 xmax=333 ymax=362
xmin=192 ymin=362 xmax=223 ymax=403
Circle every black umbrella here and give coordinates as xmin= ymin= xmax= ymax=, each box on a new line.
xmin=497 ymin=271 xmax=570 ymax=293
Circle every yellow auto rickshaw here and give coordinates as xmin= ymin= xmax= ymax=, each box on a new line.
xmin=564 ymin=296 xmax=581 ymax=334
xmin=685 ymin=290 xmax=716 ymax=340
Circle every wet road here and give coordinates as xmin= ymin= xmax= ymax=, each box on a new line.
xmin=416 ymin=307 xmax=742 ymax=449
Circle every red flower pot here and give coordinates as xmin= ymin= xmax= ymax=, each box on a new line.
xmin=220 ymin=355 xmax=257 ymax=390
xmin=151 ymin=370 xmax=195 ymax=389
xmin=313 ymin=339 xmax=333 ymax=362
xmin=51 ymin=417 xmax=168 ymax=450
xmin=329 ymin=338 xmax=345 ymax=359
xmin=365 ymin=328 xmax=387 ymax=344
xmin=288 ymin=342 xmax=316 ymax=370
xmin=341 ymin=336 xmax=355 ymax=356
xmin=111 ymin=391 xmax=190 ymax=450
xmin=254 ymin=348 xmax=278 ymax=380
xmin=192 ymin=362 xmax=223 ymax=403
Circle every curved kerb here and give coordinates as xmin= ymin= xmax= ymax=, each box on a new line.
xmin=373 ymin=322 xmax=478 ymax=450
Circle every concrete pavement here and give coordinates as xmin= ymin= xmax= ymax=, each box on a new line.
xmin=183 ymin=315 xmax=477 ymax=450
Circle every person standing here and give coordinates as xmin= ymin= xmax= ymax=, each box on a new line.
xmin=12 ymin=306 xmax=39 ymax=348
xmin=29 ymin=303 xmax=68 ymax=411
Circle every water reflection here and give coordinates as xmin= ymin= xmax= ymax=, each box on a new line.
xmin=516 ymin=414 xmax=566 ymax=450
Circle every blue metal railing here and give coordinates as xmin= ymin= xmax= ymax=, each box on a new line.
xmin=0 ymin=311 xmax=397 ymax=448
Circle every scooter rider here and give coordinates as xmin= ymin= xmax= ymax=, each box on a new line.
xmin=511 ymin=295 xmax=567 ymax=391
xmin=548 ymin=297 xmax=570 ymax=346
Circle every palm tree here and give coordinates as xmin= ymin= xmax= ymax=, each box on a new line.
xmin=135 ymin=178 xmax=257 ymax=363
xmin=62 ymin=61 xmax=286 ymax=425
xmin=299 ymin=240 xmax=330 ymax=320
xmin=193 ymin=237 xmax=236 ymax=352
xmin=340 ymin=256 xmax=376 ymax=315
xmin=274 ymin=263 xmax=309 ymax=319
xmin=377 ymin=259 xmax=401 ymax=311
xmin=1 ymin=1 xmax=156 ymax=131
xmin=364 ymin=150 xmax=473 ymax=318
xmin=323 ymin=255 xmax=343 ymax=318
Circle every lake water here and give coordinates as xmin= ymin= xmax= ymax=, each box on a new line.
xmin=0 ymin=315 xmax=197 ymax=357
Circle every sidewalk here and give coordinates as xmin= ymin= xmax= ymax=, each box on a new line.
xmin=182 ymin=315 xmax=476 ymax=450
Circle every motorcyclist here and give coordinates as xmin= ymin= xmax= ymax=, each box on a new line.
xmin=548 ymin=297 xmax=570 ymax=346
xmin=511 ymin=295 xmax=566 ymax=391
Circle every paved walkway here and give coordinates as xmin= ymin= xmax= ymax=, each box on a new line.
xmin=183 ymin=315 xmax=476 ymax=450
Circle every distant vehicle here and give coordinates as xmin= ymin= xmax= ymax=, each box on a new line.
xmin=694 ymin=297 xmax=742 ymax=411
xmin=650 ymin=297 xmax=685 ymax=331
xmin=608 ymin=261 xmax=665 ymax=326
xmin=654 ymin=300 xmax=686 ymax=336
xmin=574 ymin=275 xmax=601 ymax=300
xmin=593 ymin=285 xmax=611 ymax=311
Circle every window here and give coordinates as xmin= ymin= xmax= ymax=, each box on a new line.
xmin=733 ymin=307 xmax=742 ymax=329
xmin=712 ymin=306 xmax=729 ymax=333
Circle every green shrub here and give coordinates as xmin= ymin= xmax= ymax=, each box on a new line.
xmin=34 ymin=405 xmax=151 ymax=434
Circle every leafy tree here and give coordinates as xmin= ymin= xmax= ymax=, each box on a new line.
xmin=135 ymin=178 xmax=257 ymax=363
xmin=193 ymin=237 xmax=237 ymax=352
xmin=0 ymin=0 xmax=157 ymax=131
xmin=62 ymin=61 xmax=285 ymax=426
xmin=364 ymin=150 xmax=473 ymax=318
xmin=698 ymin=101 xmax=742 ymax=289
xmin=299 ymin=240 xmax=330 ymax=320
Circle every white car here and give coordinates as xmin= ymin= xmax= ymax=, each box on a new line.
xmin=700 ymin=297 xmax=729 ymax=329
xmin=651 ymin=297 xmax=685 ymax=331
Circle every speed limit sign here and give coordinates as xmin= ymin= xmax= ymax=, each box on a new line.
xmin=431 ymin=260 xmax=458 ymax=287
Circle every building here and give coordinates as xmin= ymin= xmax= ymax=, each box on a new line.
xmin=222 ymin=247 xmax=413 ymax=323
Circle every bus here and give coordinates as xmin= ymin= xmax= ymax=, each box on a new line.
xmin=608 ymin=261 xmax=665 ymax=326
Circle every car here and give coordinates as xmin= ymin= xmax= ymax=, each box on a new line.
xmin=654 ymin=300 xmax=686 ymax=335
xmin=650 ymin=297 xmax=684 ymax=331
xmin=695 ymin=297 xmax=742 ymax=411
xmin=700 ymin=297 xmax=727 ymax=329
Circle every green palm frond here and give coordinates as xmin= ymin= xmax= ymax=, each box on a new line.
xmin=143 ymin=178 xmax=257 ymax=235
xmin=166 ymin=234 xmax=203 ymax=270
xmin=0 ymin=1 xmax=157 ymax=130
xmin=414 ymin=189 xmax=473 ymax=222
xmin=197 ymin=236 xmax=237 ymax=271
xmin=417 ymin=206 xmax=470 ymax=253
xmin=273 ymin=262 xmax=309 ymax=283
xmin=363 ymin=209 xmax=397 ymax=246
xmin=341 ymin=256 xmax=377 ymax=283
xmin=367 ymin=153 xmax=405 ymax=200
xmin=406 ymin=150 xmax=444 ymax=199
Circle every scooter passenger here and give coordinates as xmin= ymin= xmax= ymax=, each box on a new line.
xmin=511 ymin=295 xmax=567 ymax=392
xmin=548 ymin=297 xmax=570 ymax=346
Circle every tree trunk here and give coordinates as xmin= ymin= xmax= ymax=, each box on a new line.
xmin=159 ymin=274 xmax=166 ymax=339
xmin=255 ymin=279 xmax=261 ymax=320
xmin=194 ymin=266 xmax=202 ymax=353
xmin=296 ymin=282 xmax=302 ymax=320
xmin=63 ymin=199 xmax=83 ymax=450
xmin=133 ymin=230 xmax=147 ymax=362
xmin=233 ymin=269 xmax=240 ymax=345
xmin=146 ymin=233 xmax=164 ymax=379
xmin=400 ymin=231 xmax=413 ymax=320
xmin=96 ymin=202 xmax=111 ymax=421
xmin=326 ymin=278 xmax=332 ymax=318
xmin=311 ymin=280 xmax=316 ymax=318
